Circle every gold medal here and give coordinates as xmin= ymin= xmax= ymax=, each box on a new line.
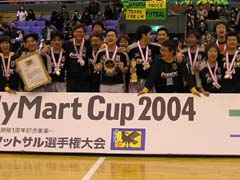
xmin=224 ymin=73 xmax=231 ymax=79
xmin=56 ymin=70 xmax=61 ymax=76
xmin=143 ymin=63 xmax=151 ymax=70
xmin=213 ymin=83 xmax=221 ymax=89
xmin=191 ymin=70 xmax=195 ymax=76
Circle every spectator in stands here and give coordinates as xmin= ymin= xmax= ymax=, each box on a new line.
xmin=81 ymin=9 xmax=92 ymax=26
xmin=197 ymin=20 xmax=208 ymax=36
xmin=234 ymin=8 xmax=240 ymax=33
xmin=196 ymin=4 xmax=208 ymax=20
xmin=95 ymin=11 xmax=106 ymax=26
xmin=72 ymin=10 xmax=81 ymax=26
xmin=228 ymin=8 xmax=238 ymax=30
xmin=184 ymin=4 xmax=197 ymax=18
xmin=59 ymin=5 xmax=69 ymax=24
xmin=0 ymin=35 xmax=19 ymax=93
xmin=41 ymin=21 xmax=57 ymax=42
xmin=16 ymin=5 xmax=28 ymax=21
xmin=208 ymin=4 xmax=219 ymax=20
xmin=104 ymin=5 xmax=114 ymax=20
xmin=218 ymin=5 xmax=227 ymax=20
xmin=186 ymin=13 xmax=197 ymax=33
xmin=0 ymin=17 xmax=9 ymax=36
xmin=26 ymin=9 xmax=36 ymax=21
xmin=63 ymin=22 xmax=73 ymax=40
xmin=50 ymin=11 xmax=63 ymax=31
xmin=88 ymin=0 xmax=100 ymax=20
xmin=8 ymin=21 xmax=23 ymax=52
xmin=199 ymin=43 xmax=222 ymax=94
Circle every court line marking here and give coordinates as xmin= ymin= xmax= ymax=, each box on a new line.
xmin=82 ymin=157 xmax=106 ymax=180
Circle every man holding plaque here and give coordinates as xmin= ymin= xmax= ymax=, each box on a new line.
xmin=16 ymin=33 xmax=51 ymax=92
xmin=95 ymin=29 xmax=128 ymax=93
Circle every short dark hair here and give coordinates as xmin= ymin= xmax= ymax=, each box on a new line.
xmin=205 ymin=42 xmax=221 ymax=62
xmin=73 ymin=24 xmax=86 ymax=33
xmin=51 ymin=31 xmax=64 ymax=40
xmin=186 ymin=29 xmax=201 ymax=40
xmin=0 ymin=35 xmax=10 ymax=44
xmin=162 ymin=40 xmax=177 ymax=55
xmin=136 ymin=25 xmax=151 ymax=40
xmin=157 ymin=27 xmax=170 ymax=37
xmin=117 ymin=34 xmax=130 ymax=46
xmin=92 ymin=21 xmax=104 ymax=30
xmin=90 ymin=33 xmax=104 ymax=41
xmin=213 ymin=21 xmax=228 ymax=33
xmin=23 ymin=33 xmax=39 ymax=43
xmin=227 ymin=31 xmax=239 ymax=43
xmin=106 ymin=29 xmax=118 ymax=37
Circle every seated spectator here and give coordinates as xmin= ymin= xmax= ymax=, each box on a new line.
xmin=72 ymin=10 xmax=81 ymax=26
xmin=197 ymin=20 xmax=208 ymax=36
xmin=41 ymin=21 xmax=57 ymax=42
xmin=50 ymin=11 xmax=63 ymax=31
xmin=196 ymin=4 xmax=208 ymax=20
xmin=208 ymin=4 xmax=219 ymax=20
xmin=26 ymin=9 xmax=36 ymax=21
xmin=104 ymin=5 xmax=113 ymax=20
xmin=81 ymin=9 xmax=92 ymax=26
xmin=218 ymin=5 xmax=227 ymax=20
xmin=88 ymin=0 xmax=100 ymax=20
xmin=95 ymin=11 xmax=106 ymax=26
xmin=16 ymin=5 xmax=28 ymax=21
xmin=59 ymin=5 xmax=69 ymax=24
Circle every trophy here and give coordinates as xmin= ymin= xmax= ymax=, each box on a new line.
xmin=130 ymin=58 xmax=138 ymax=83
xmin=104 ymin=59 xmax=116 ymax=76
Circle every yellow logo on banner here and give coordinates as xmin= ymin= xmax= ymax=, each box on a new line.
xmin=126 ymin=8 xmax=146 ymax=20
xmin=146 ymin=0 xmax=166 ymax=9
xmin=113 ymin=130 xmax=143 ymax=149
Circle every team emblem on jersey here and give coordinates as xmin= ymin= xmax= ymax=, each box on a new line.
xmin=172 ymin=63 xmax=178 ymax=71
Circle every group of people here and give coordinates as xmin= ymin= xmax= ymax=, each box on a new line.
xmin=0 ymin=21 xmax=240 ymax=96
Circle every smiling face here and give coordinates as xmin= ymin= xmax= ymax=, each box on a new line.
xmin=207 ymin=46 xmax=218 ymax=63
xmin=51 ymin=37 xmax=63 ymax=50
xmin=157 ymin=30 xmax=169 ymax=45
xmin=73 ymin=27 xmax=85 ymax=41
xmin=106 ymin=31 xmax=117 ymax=46
xmin=0 ymin=41 xmax=10 ymax=53
xmin=227 ymin=36 xmax=238 ymax=50
xmin=215 ymin=24 xmax=227 ymax=38
xmin=25 ymin=37 xmax=38 ymax=52
xmin=160 ymin=46 xmax=174 ymax=61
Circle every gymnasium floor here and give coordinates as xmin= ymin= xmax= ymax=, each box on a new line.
xmin=0 ymin=153 xmax=239 ymax=180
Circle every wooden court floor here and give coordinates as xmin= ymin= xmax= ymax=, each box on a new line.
xmin=0 ymin=153 xmax=240 ymax=180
